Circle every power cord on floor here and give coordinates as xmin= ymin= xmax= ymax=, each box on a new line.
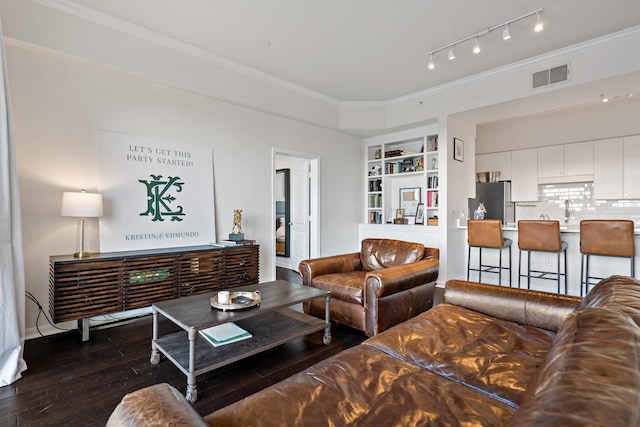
xmin=25 ymin=291 xmax=75 ymax=337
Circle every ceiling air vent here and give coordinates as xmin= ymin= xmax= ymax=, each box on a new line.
xmin=532 ymin=64 xmax=569 ymax=89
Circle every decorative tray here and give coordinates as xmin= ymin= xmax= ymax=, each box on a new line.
xmin=210 ymin=290 xmax=261 ymax=312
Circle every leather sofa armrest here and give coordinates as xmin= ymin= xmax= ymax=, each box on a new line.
xmin=106 ymin=383 xmax=209 ymax=427
xmin=443 ymin=280 xmax=581 ymax=332
xmin=365 ymin=258 xmax=439 ymax=299
xmin=299 ymin=253 xmax=362 ymax=286
xmin=423 ymin=247 xmax=440 ymax=261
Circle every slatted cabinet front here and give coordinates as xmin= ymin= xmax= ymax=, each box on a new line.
xmin=49 ymin=245 xmax=259 ymax=323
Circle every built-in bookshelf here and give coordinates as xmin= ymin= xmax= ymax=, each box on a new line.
xmin=366 ymin=132 xmax=439 ymax=226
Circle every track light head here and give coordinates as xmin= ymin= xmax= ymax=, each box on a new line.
xmin=534 ymin=12 xmax=544 ymax=32
xmin=448 ymin=46 xmax=456 ymax=60
xmin=502 ymin=25 xmax=511 ymax=40
xmin=428 ymin=53 xmax=435 ymax=69
xmin=601 ymin=94 xmax=609 ymax=103
xmin=473 ymin=37 xmax=481 ymax=54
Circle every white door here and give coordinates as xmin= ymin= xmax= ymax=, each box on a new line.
xmin=274 ymin=151 xmax=317 ymax=273
xmin=289 ymin=160 xmax=310 ymax=270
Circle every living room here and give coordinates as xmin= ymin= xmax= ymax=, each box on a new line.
xmin=2 ymin=1 xmax=640 ymax=425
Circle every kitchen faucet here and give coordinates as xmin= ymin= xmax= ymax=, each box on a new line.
xmin=563 ymin=199 xmax=572 ymax=224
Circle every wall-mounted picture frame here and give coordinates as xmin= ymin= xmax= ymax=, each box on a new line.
xmin=454 ymin=138 xmax=464 ymax=162
xmin=415 ymin=203 xmax=425 ymax=224
xmin=395 ymin=208 xmax=405 ymax=219
xmin=399 ymin=187 xmax=421 ymax=216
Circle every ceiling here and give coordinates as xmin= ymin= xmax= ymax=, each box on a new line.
xmin=62 ymin=0 xmax=640 ymax=102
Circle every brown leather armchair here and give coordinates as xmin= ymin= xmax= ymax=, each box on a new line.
xmin=299 ymin=238 xmax=439 ymax=336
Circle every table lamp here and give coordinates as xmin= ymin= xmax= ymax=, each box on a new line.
xmin=60 ymin=189 xmax=103 ymax=258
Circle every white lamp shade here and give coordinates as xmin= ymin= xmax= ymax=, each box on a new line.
xmin=60 ymin=191 xmax=103 ymax=218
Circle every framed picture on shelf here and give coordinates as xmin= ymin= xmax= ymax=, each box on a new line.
xmin=415 ymin=203 xmax=425 ymax=224
xmin=399 ymin=187 xmax=421 ymax=216
xmin=454 ymin=138 xmax=464 ymax=162
xmin=395 ymin=208 xmax=405 ymax=219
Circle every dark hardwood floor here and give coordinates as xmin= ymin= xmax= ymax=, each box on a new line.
xmin=1 ymin=269 xmax=366 ymax=426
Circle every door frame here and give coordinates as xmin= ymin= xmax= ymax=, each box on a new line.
xmin=272 ymin=148 xmax=320 ymax=273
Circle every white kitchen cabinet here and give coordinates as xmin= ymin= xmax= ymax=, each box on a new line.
xmin=475 ymin=152 xmax=511 ymax=181
xmin=537 ymin=145 xmax=564 ymax=179
xmin=511 ymin=148 xmax=538 ymax=201
xmin=593 ymin=137 xmax=623 ymax=199
xmin=475 ymin=154 xmax=490 ymax=175
xmin=623 ymin=135 xmax=640 ymax=199
xmin=538 ymin=141 xmax=593 ymax=183
xmin=594 ymin=136 xmax=640 ymax=199
xmin=565 ymin=141 xmax=594 ymax=176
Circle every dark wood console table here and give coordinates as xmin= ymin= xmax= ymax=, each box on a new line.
xmin=49 ymin=245 xmax=259 ymax=340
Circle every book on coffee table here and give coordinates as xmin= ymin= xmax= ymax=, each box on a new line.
xmin=199 ymin=322 xmax=252 ymax=347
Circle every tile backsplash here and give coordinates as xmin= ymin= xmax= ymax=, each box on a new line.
xmin=515 ymin=182 xmax=640 ymax=226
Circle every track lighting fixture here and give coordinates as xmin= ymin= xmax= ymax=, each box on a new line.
xmin=534 ymin=11 xmax=544 ymax=32
xmin=473 ymin=37 xmax=481 ymax=54
xmin=427 ymin=8 xmax=543 ymax=71
xmin=502 ymin=25 xmax=511 ymax=41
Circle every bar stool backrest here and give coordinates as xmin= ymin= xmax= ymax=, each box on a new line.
xmin=468 ymin=219 xmax=504 ymax=249
xmin=518 ymin=220 xmax=562 ymax=252
xmin=580 ymin=220 xmax=636 ymax=257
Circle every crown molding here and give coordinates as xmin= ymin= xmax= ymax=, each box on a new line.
xmin=33 ymin=0 xmax=340 ymax=106
xmin=385 ymin=24 xmax=640 ymax=106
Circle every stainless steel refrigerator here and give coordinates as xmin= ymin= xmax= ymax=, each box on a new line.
xmin=468 ymin=181 xmax=515 ymax=224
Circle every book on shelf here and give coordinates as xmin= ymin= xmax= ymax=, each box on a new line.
xmin=369 ymin=211 xmax=382 ymax=224
xmin=199 ymin=322 xmax=252 ymax=347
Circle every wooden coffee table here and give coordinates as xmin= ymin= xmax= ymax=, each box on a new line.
xmin=150 ymin=280 xmax=330 ymax=402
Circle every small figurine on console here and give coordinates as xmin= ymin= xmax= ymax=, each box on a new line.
xmin=229 ymin=209 xmax=244 ymax=241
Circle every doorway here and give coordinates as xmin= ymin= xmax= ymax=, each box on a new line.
xmin=273 ymin=149 xmax=320 ymax=273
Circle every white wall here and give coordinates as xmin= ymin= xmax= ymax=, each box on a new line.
xmin=444 ymin=116 xmax=476 ymax=282
xmin=7 ymin=43 xmax=363 ymax=338
xmin=476 ymin=96 xmax=640 ymax=153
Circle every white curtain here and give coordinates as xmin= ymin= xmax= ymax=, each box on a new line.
xmin=0 ymin=20 xmax=26 ymax=386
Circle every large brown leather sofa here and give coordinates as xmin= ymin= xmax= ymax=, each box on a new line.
xmin=107 ymin=275 xmax=640 ymax=426
xmin=300 ymin=238 xmax=440 ymax=336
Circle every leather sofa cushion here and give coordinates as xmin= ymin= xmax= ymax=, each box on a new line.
xmin=360 ymin=238 xmax=424 ymax=271
xmin=107 ymin=383 xmax=209 ymax=427
xmin=205 ymin=344 xmax=516 ymax=427
xmin=364 ymin=303 xmax=556 ymax=408
xmin=507 ymin=307 xmax=640 ymax=426
xmin=579 ymin=275 xmax=640 ymax=325
xmin=311 ymin=271 xmax=366 ymax=304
